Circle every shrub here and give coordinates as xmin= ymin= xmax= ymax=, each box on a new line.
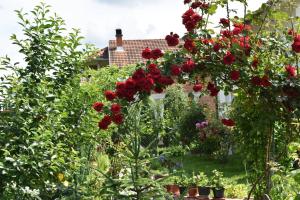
xmin=178 ymin=102 xmax=205 ymax=146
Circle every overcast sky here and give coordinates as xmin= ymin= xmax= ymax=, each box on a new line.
xmin=0 ymin=0 xmax=268 ymax=63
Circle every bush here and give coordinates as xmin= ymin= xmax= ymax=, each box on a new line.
xmin=178 ymin=102 xmax=205 ymax=146
xmin=225 ymin=184 xmax=248 ymax=198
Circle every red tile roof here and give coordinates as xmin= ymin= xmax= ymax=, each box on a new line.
xmin=108 ymin=39 xmax=180 ymax=67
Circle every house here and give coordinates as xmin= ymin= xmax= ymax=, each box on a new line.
xmin=90 ymin=29 xmax=180 ymax=68
xmin=90 ymin=29 xmax=219 ymax=113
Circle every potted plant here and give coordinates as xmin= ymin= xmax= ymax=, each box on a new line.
xmin=175 ymin=174 xmax=189 ymax=196
xmin=210 ymin=170 xmax=225 ymax=199
xmin=167 ymin=176 xmax=180 ymax=196
xmin=187 ymin=172 xmax=199 ymax=197
xmin=197 ymin=172 xmax=210 ymax=197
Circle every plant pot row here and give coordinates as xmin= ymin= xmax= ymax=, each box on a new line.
xmin=165 ymin=185 xmax=225 ymax=198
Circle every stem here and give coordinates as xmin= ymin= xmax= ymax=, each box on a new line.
xmin=247 ymin=172 xmax=266 ymax=200
xmin=254 ymin=0 xmax=277 ymax=42
xmin=265 ymin=122 xmax=273 ymax=195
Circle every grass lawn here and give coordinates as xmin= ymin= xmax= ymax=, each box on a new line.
xmin=174 ymin=154 xmax=250 ymax=198
xmin=177 ymin=154 xmax=248 ymax=184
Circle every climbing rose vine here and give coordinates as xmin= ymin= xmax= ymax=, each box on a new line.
xmin=93 ymin=0 xmax=300 ymax=198
xmin=93 ymin=0 xmax=300 ymax=132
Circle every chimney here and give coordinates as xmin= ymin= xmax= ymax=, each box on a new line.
xmin=116 ymin=29 xmax=124 ymax=51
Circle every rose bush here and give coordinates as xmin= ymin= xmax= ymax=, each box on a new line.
xmin=93 ymin=0 xmax=300 ymax=198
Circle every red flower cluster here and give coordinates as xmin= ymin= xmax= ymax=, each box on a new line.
xmin=230 ymin=70 xmax=240 ymax=81
xmin=292 ymin=35 xmax=300 ymax=53
xmin=104 ymin=90 xmax=117 ymax=101
xmin=213 ymin=43 xmax=221 ymax=52
xmin=182 ymin=59 xmax=196 ymax=72
xmin=221 ymin=30 xmax=232 ymax=38
xmin=111 ymin=103 xmax=121 ymax=114
xmin=142 ymin=47 xmax=164 ymax=60
xmin=193 ymin=83 xmax=203 ymax=92
xmin=223 ymin=52 xmax=236 ymax=65
xmin=182 ymin=9 xmax=203 ymax=32
xmin=112 ymin=113 xmax=124 ymax=125
xmin=191 ymin=1 xmax=209 ymax=9
xmin=219 ymin=18 xmax=229 ymax=27
xmin=98 ymin=115 xmax=112 ymax=130
xmin=252 ymin=58 xmax=259 ymax=69
xmin=221 ymin=118 xmax=235 ymax=127
xmin=184 ymin=38 xmax=196 ymax=52
xmin=93 ymin=102 xmax=104 ymax=112
xmin=251 ymin=75 xmax=272 ymax=87
xmin=170 ymin=65 xmax=182 ymax=76
xmin=286 ymin=65 xmax=297 ymax=78
xmin=165 ymin=32 xmax=180 ymax=46
xmin=207 ymin=82 xmax=219 ymax=96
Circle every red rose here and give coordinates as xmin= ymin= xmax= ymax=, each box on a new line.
xmin=193 ymin=84 xmax=203 ymax=92
xmin=112 ymin=113 xmax=123 ymax=125
xmin=111 ymin=103 xmax=121 ymax=114
xmin=104 ymin=90 xmax=117 ymax=101
xmin=185 ymin=21 xmax=197 ymax=32
xmin=170 ymin=65 xmax=182 ymax=76
xmin=207 ymin=82 xmax=215 ymax=91
xmin=165 ymin=32 xmax=180 ymax=47
xmin=233 ymin=27 xmax=242 ymax=35
xmin=184 ymin=0 xmax=191 ymax=4
xmin=158 ymin=76 xmax=174 ymax=86
xmin=143 ymin=76 xmax=155 ymax=92
xmin=191 ymin=2 xmax=202 ymax=9
xmin=251 ymin=76 xmax=262 ymax=86
xmin=210 ymin=87 xmax=220 ymax=96
xmin=213 ymin=43 xmax=221 ymax=52
xmin=154 ymin=87 xmax=163 ymax=93
xmin=116 ymin=82 xmax=126 ymax=99
xmin=230 ymin=70 xmax=240 ymax=81
xmin=182 ymin=9 xmax=202 ymax=32
xmin=142 ymin=47 xmax=152 ymax=59
xmin=200 ymin=3 xmax=209 ymax=10
xmin=219 ymin=18 xmax=230 ymax=27
xmin=116 ymin=81 xmax=126 ymax=90
xmin=221 ymin=118 xmax=235 ymax=127
xmin=252 ymin=59 xmax=259 ymax=69
xmin=261 ymin=76 xmax=271 ymax=87
xmin=182 ymin=59 xmax=196 ymax=72
xmin=221 ymin=30 xmax=232 ymax=38
xmin=98 ymin=115 xmax=112 ymax=130
xmin=288 ymin=29 xmax=294 ymax=36
xmin=125 ymin=78 xmax=136 ymax=90
xmin=93 ymin=102 xmax=104 ymax=112
xmin=286 ymin=65 xmax=297 ymax=78
xmin=292 ymin=35 xmax=300 ymax=53
xmin=184 ymin=39 xmax=196 ymax=52
xmin=191 ymin=13 xmax=202 ymax=22
xmin=223 ymin=52 xmax=236 ymax=65
xmin=149 ymin=67 xmax=161 ymax=80
xmin=147 ymin=63 xmax=157 ymax=71
xmin=207 ymin=82 xmax=219 ymax=96
xmin=151 ymin=48 xmax=164 ymax=60
xmin=132 ymin=68 xmax=146 ymax=80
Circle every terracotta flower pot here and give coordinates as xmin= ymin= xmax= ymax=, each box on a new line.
xmin=165 ymin=185 xmax=172 ymax=193
xmin=188 ymin=186 xmax=198 ymax=197
xmin=170 ymin=184 xmax=180 ymax=196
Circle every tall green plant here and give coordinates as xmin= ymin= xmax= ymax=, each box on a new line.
xmin=99 ymin=102 xmax=167 ymax=200
xmin=0 ymin=3 xmax=94 ymax=199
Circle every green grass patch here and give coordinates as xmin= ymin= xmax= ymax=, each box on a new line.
xmin=177 ymin=154 xmax=248 ymax=184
